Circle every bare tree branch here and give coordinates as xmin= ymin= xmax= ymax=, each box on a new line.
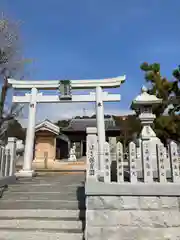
xmin=0 ymin=13 xmax=29 ymax=142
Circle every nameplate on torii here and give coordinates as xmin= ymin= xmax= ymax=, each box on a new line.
xmin=59 ymin=80 xmax=72 ymax=100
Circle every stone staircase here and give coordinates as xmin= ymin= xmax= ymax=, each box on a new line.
xmin=0 ymin=173 xmax=86 ymax=240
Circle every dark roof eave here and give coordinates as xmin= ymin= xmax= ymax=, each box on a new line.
xmin=62 ymin=128 xmax=121 ymax=132
xmin=106 ymin=128 xmax=121 ymax=131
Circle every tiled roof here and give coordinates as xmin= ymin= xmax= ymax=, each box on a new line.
xmin=35 ymin=119 xmax=59 ymax=135
xmin=62 ymin=117 xmax=120 ymax=132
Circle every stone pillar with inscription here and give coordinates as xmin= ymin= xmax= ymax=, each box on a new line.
xmin=109 ymin=137 xmax=117 ymax=162
xmin=86 ymin=127 xmax=98 ymax=181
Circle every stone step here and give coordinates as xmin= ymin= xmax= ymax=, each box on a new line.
xmin=15 ymin=176 xmax=85 ymax=182
xmin=10 ymin=180 xmax=83 ymax=187
xmin=9 ymin=185 xmax=83 ymax=189
xmin=2 ymin=192 xmax=82 ymax=201
xmin=7 ymin=185 xmax=82 ymax=189
xmin=5 ymin=188 xmax=82 ymax=193
xmin=5 ymin=188 xmax=84 ymax=194
xmin=11 ymin=181 xmax=84 ymax=186
xmin=0 ymin=209 xmax=85 ymax=219
xmin=0 ymin=199 xmax=86 ymax=209
xmin=0 ymin=230 xmax=83 ymax=240
xmin=10 ymin=181 xmax=84 ymax=184
xmin=9 ymin=183 xmax=83 ymax=188
xmin=4 ymin=191 xmax=80 ymax=194
xmin=0 ymin=219 xmax=82 ymax=231
xmin=8 ymin=182 xmax=84 ymax=186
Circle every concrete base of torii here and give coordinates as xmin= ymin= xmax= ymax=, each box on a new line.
xmin=15 ymin=170 xmax=37 ymax=178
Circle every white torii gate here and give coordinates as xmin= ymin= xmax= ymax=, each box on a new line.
xmin=8 ymin=76 xmax=125 ymax=177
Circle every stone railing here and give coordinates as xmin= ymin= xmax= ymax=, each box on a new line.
xmin=86 ymin=128 xmax=180 ymax=183
xmin=0 ymin=137 xmax=17 ymax=188
xmin=85 ymin=128 xmax=180 ymax=240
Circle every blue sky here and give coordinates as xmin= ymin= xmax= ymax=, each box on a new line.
xmin=1 ymin=0 xmax=180 ymax=124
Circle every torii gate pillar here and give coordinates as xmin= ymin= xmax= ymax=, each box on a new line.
xmin=96 ymin=86 xmax=106 ymax=172
xmin=22 ymin=88 xmax=38 ymax=176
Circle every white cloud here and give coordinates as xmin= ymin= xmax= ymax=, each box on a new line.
xmin=18 ymin=102 xmax=134 ymax=128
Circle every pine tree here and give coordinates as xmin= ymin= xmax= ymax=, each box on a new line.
xmin=140 ymin=62 xmax=180 ymax=142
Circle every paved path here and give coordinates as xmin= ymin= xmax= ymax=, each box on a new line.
xmin=0 ymin=173 xmax=85 ymax=240
xmin=16 ymin=156 xmax=86 ymax=171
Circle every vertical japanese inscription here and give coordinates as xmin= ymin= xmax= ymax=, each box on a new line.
xmin=157 ymin=144 xmax=166 ymax=182
xmin=88 ymin=144 xmax=95 ymax=176
xmin=169 ymin=141 xmax=180 ymax=182
xmin=116 ymin=142 xmax=124 ymax=183
xmin=129 ymin=142 xmax=137 ymax=183
xmin=104 ymin=142 xmax=111 ymax=182
xmin=142 ymin=141 xmax=153 ymax=183
xmin=59 ymin=80 xmax=72 ymax=100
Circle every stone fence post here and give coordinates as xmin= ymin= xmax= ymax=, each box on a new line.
xmin=6 ymin=137 xmax=17 ymax=176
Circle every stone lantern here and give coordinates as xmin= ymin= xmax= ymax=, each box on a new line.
xmin=131 ymin=86 xmax=162 ymax=140
xmin=131 ymin=86 xmax=163 ymax=174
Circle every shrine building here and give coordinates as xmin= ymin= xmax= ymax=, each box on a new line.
xmin=34 ymin=116 xmax=120 ymax=161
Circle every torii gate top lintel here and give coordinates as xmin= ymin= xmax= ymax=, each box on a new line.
xmin=7 ymin=75 xmax=126 ymax=90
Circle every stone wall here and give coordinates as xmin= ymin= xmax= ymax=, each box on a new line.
xmin=86 ymin=196 xmax=180 ymax=240
xmin=85 ymin=181 xmax=180 ymax=240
